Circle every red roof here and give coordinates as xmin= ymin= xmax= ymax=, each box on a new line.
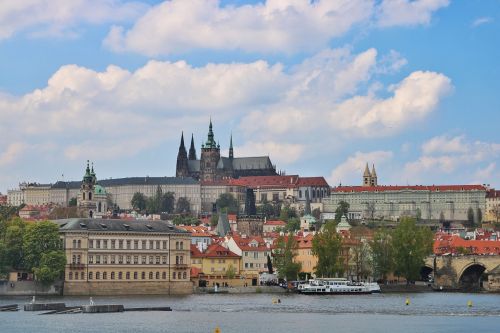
xmin=237 ymin=175 xmax=330 ymax=189
xmin=434 ymin=234 xmax=500 ymax=255
xmin=190 ymin=267 xmax=202 ymax=277
xmin=333 ymin=185 xmax=486 ymax=193
xmin=230 ymin=235 xmax=269 ymax=251
xmin=200 ymin=178 xmax=247 ymax=186
xmin=486 ymin=189 xmax=500 ymax=198
xmin=191 ymin=243 xmax=240 ymax=258
xmin=264 ymin=220 xmax=286 ymax=226
xmin=297 ymin=177 xmax=330 ymax=187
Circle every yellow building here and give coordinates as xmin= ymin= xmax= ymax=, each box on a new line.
xmin=295 ymin=234 xmax=317 ymax=275
xmin=60 ymin=218 xmax=192 ymax=295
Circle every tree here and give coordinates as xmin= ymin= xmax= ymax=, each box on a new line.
xmin=160 ymin=192 xmax=175 ymax=213
xmin=226 ymin=264 xmax=236 ymax=279
xmin=175 ymin=197 xmax=191 ymax=214
xmin=285 ymin=217 xmax=300 ymax=232
xmin=350 ymin=240 xmax=372 ymax=281
xmin=172 ymin=215 xmax=199 ymax=226
xmin=477 ymin=208 xmax=483 ymax=225
xmin=391 ymin=217 xmax=433 ymax=283
xmin=258 ymin=200 xmax=275 ymax=218
xmin=312 ymin=221 xmax=344 ymax=277
xmin=131 ymin=192 xmax=147 ymax=211
xmin=33 ymin=251 xmax=66 ymax=285
xmin=466 ymin=207 xmax=475 ymax=228
xmin=68 ymin=197 xmax=77 ymax=207
xmin=273 ymin=233 xmax=301 ymax=280
xmin=267 ymin=254 xmax=273 ymax=274
xmin=279 ymin=204 xmax=297 ymax=222
xmin=216 ymin=193 xmax=239 ymax=214
xmin=3 ymin=219 xmax=26 ymax=270
xmin=23 ymin=221 xmax=62 ymax=271
xmin=335 ymin=201 xmax=350 ymax=222
xmin=370 ymin=228 xmax=394 ymax=282
xmin=210 ymin=214 xmax=219 ymax=227
xmin=312 ymin=208 xmax=321 ymax=221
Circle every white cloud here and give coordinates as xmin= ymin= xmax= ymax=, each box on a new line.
xmin=0 ymin=142 xmax=27 ymax=166
xmin=0 ymin=0 xmax=148 ymax=40
xmin=328 ymin=150 xmax=393 ymax=186
xmin=471 ymin=16 xmax=493 ymax=28
xmin=421 ymin=135 xmax=468 ymax=155
xmin=236 ymin=141 xmax=306 ymax=165
xmin=376 ymin=0 xmax=450 ymax=27
xmin=104 ymin=0 xmax=448 ymax=56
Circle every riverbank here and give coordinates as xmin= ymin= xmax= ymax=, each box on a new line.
xmin=380 ymin=282 xmax=433 ymax=293
xmin=195 ymin=286 xmax=287 ymax=294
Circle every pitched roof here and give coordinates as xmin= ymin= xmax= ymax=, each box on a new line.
xmin=58 ymin=218 xmax=189 ymax=234
xmin=486 ymin=189 xmax=500 ymax=198
xmin=230 ymin=234 xmax=269 ymax=251
xmin=215 ymin=213 xmax=231 ymax=236
xmin=264 ymin=220 xmax=286 ymax=226
xmin=434 ymin=234 xmax=500 ymax=255
xmin=333 ymin=185 xmax=487 ymax=193
xmin=297 ymin=177 xmax=330 ymax=187
xmin=51 ymin=177 xmax=199 ymax=190
xmin=238 ymin=175 xmax=299 ymax=188
xmin=191 ymin=243 xmax=240 ymax=258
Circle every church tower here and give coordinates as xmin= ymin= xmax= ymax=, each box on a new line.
xmin=200 ymin=119 xmax=221 ymax=182
xmin=188 ymin=133 xmax=197 ymax=160
xmin=78 ymin=160 xmax=97 ymax=218
xmin=370 ymin=164 xmax=378 ymax=186
xmin=363 ymin=163 xmax=372 ymax=187
xmin=176 ymin=132 xmax=189 ymax=177
xmin=229 ymin=133 xmax=234 ymax=160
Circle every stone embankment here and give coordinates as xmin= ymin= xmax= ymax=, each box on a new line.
xmin=195 ymin=286 xmax=287 ymax=294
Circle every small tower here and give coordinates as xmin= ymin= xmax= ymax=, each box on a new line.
xmin=371 ymin=164 xmax=378 ymax=187
xmin=188 ymin=133 xmax=197 ymax=160
xmin=176 ymin=132 xmax=189 ymax=177
xmin=78 ymin=160 xmax=97 ymax=218
xmin=363 ymin=163 xmax=372 ymax=187
xmin=229 ymin=133 xmax=234 ymax=160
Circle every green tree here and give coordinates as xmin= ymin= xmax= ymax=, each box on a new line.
xmin=335 ymin=201 xmax=350 ymax=223
xmin=131 ymin=192 xmax=147 ymax=211
xmin=279 ymin=204 xmax=297 ymax=222
xmin=33 ymin=251 xmax=66 ymax=285
xmin=23 ymin=221 xmax=62 ymax=271
xmin=350 ymin=240 xmax=372 ymax=281
xmin=258 ymin=200 xmax=275 ymax=218
xmin=160 ymin=192 xmax=175 ymax=213
xmin=466 ymin=207 xmax=475 ymax=228
xmin=3 ymin=219 xmax=26 ymax=269
xmin=216 ymin=193 xmax=239 ymax=213
xmin=226 ymin=264 xmax=236 ymax=279
xmin=391 ymin=217 xmax=433 ymax=283
xmin=176 ymin=197 xmax=191 ymax=214
xmin=312 ymin=208 xmax=321 ymax=221
xmin=68 ymin=197 xmax=77 ymax=207
xmin=210 ymin=214 xmax=219 ymax=227
xmin=312 ymin=221 xmax=344 ymax=277
xmin=285 ymin=217 xmax=300 ymax=232
xmin=273 ymin=233 xmax=301 ymax=280
xmin=370 ymin=228 xmax=394 ymax=282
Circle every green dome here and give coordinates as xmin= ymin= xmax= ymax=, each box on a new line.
xmin=94 ymin=184 xmax=107 ymax=195
xmin=302 ymin=214 xmax=317 ymax=224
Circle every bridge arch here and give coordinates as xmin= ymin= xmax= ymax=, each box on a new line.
xmin=420 ymin=265 xmax=433 ymax=281
xmin=458 ymin=262 xmax=487 ymax=291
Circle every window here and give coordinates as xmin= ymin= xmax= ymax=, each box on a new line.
xmin=127 ymin=240 xmax=131 ymax=249
xmin=111 ymin=272 xmax=115 ymax=280
xmin=118 ymin=272 xmax=123 ymax=280
xmin=96 ymin=255 xmax=101 ymax=264
xmin=134 ymin=272 xmax=138 ymax=280
xmin=69 ymin=272 xmax=73 ymax=280
xmin=173 ymin=272 xmax=176 ymax=279
xmin=88 ymin=272 xmax=93 ymax=280
xmin=126 ymin=256 xmax=131 ymax=264
xmin=126 ymin=272 xmax=130 ymax=279
xmin=77 ymin=240 xmax=81 ymax=248
xmin=273 ymin=193 xmax=279 ymax=202
xmin=163 ymin=241 xmax=167 ymax=249
xmin=156 ymin=256 xmax=160 ymax=264
xmin=142 ymin=240 xmax=146 ymax=249
xmin=142 ymin=256 xmax=146 ymax=264
xmin=134 ymin=240 xmax=139 ymax=249
xmin=254 ymin=252 xmax=258 ymax=259
xmin=96 ymin=272 xmax=100 ymax=280
xmin=81 ymin=272 xmax=84 ymax=280
xmin=103 ymin=255 xmax=108 ymax=264
xmin=111 ymin=240 xmax=116 ymax=249
xmin=156 ymin=241 xmax=160 ymax=249
xmin=89 ymin=240 xmax=94 ymax=249
xmin=245 ymin=263 xmax=248 ymax=268
xmin=180 ymin=242 xmax=183 ymax=250
xmin=74 ymin=272 xmax=78 ymax=280
xmin=89 ymin=255 xmax=94 ymax=264
xmin=77 ymin=255 xmax=81 ymax=264
xmin=183 ymin=272 xmax=187 ymax=279
xmin=162 ymin=256 xmax=167 ymax=264
xmin=111 ymin=255 xmax=116 ymax=264
xmin=96 ymin=240 xmax=100 ymax=249
xmin=134 ymin=256 xmax=138 ymax=264
xmin=162 ymin=272 xmax=166 ymax=279
xmin=142 ymin=272 xmax=145 ymax=280
xmin=118 ymin=255 xmax=123 ymax=264
xmin=72 ymin=255 xmax=76 ymax=264
xmin=261 ymin=193 xmax=267 ymax=202
xmin=149 ymin=256 xmax=154 ymax=264
xmin=119 ymin=240 xmax=123 ymax=249
xmin=244 ymin=252 xmax=248 ymax=256
xmin=175 ymin=241 xmax=179 ymax=250
xmin=73 ymin=239 xmax=77 ymax=248
xmin=149 ymin=240 xmax=154 ymax=249
xmin=156 ymin=272 xmax=160 ymax=279
xmin=149 ymin=272 xmax=153 ymax=279
xmin=103 ymin=272 xmax=107 ymax=280
xmin=103 ymin=240 xmax=107 ymax=249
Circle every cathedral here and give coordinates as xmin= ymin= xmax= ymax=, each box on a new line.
xmin=176 ymin=120 xmax=277 ymax=181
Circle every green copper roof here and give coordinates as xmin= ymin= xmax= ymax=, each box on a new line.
xmin=205 ymin=119 xmax=217 ymax=148
xmin=94 ymin=184 xmax=107 ymax=195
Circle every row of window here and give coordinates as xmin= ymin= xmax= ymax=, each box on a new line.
xmin=244 ymin=251 xmax=268 ymax=258
xmin=244 ymin=262 xmax=268 ymax=268
xmin=85 ymin=254 xmax=185 ymax=265
xmin=68 ymin=271 xmax=188 ymax=280
xmin=88 ymin=239 xmax=179 ymax=250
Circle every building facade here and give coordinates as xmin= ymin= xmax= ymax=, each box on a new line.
xmin=486 ymin=189 xmax=500 ymax=222
xmin=175 ymin=120 xmax=277 ymax=181
xmin=60 ymin=218 xmax=192 ymax=295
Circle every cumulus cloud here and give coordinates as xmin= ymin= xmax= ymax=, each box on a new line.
xmin=376 ymin=0 xmax=450 ymax=27
xmin=0 ymin=0 xmax=148 ymax=40
xmin=328 ymin=150 xmax=393 ymax=186
xmin=104 ymin=0 xmax=448 ymax=56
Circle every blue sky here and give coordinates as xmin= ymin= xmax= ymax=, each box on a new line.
xmin=0 ymin=0 xmax=499 ymax=193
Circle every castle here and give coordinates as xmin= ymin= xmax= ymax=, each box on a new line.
xmin=176 ymin=120 xmax=277 ymax=182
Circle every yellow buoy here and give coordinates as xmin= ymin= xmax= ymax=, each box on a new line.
xmin=214 ymin=326 xmax=221 ymax=333
xmin=467 ymin=300 xmax=473 ymax=308
xmin=405 ymin=298 xmax=410 ymax=306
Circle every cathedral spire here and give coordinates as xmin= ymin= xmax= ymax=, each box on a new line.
xmin=229 ymin=133 xmax=234 ymax=159
xmin=176 ymin=132 xmax=189 ymax=177
xmin=205 ymin=118 xmax=217 ymax=148
xmin=179 ymin=131 xmax=186 ymax=152
xmin=189 ymin=133 xmax=197 ymax=160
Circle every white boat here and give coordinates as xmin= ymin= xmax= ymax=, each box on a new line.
xmin=297 ymin=278 xmax=381 ymax=295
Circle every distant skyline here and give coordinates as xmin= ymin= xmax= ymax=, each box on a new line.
xmin=1 ymin=0 xmax=499 ymax=193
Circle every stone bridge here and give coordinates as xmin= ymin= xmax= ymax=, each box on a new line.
xmin=424 ymin=255 xmax=500 ymax=291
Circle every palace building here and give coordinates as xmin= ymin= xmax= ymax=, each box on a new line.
xmin=60 ymin=218 xmax=192 ymax=295
xmin=176 ymin=120 xmax=277 ymax=182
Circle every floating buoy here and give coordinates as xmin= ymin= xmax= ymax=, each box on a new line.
xmin=405 ymin=298 xmax=410 ymax=306
xmin=214 ymin=326 xmax=221 ymax=333
xmin=467 ymin=300 xmax=473 ymax=308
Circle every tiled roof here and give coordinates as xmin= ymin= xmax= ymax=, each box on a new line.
xmin=264 ymin=220 xmax=286 ymax=226
xmin=238 ymin=175 xmax=298 ymax=188
xmin=59 ymin=218 xmax=189 ymax=234
xmin=190 ymin=266 xmax=202 ymax=277
xmin=486 ymin=189 xmax=500 ymax=198
xmin=333 ymin=185 xmax=486 ymax=193
xmin=191 ymin=243 xmax=240 ymax=258
xmin=230 ymin=235 xmax=269 ymax=251
xmin=434 ymin=234 xmax=500 ymax=255
xmin=297 ymin=177 xmax=330 ymax=187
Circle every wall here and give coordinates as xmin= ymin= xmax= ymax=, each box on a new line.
xmin=63 ymin=281 xmax=192 ymax=295
xmin=0 ymin=280 xmax=62 ymax=296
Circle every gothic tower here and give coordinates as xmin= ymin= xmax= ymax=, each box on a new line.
xmin=229 ymin=133 xmax=234 ymax=160
xmin=176 ymin=132 xmax=189 ymax=177
xmin=188 ymin=133 xmax=197 ymax=160
xmin=78 ymin=160 xmax=97 ymax=218
xmin=370 ymin=164 xmax=378 ymax=187
xmin=363 ymin=163 xmax=372 ymax=187
xmin=200 ymin=119 xmax=221 ymax=182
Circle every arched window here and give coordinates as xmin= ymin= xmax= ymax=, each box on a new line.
xmin=180 ymin=242 xmax=183 ymax=250
xmin=176 ymin=256 xmax=179 ymax=265
xmin=134 ymin=272 xmax=138 ymax=280
xmin=126 ymin=272 xmax=130 ymax=280
xmin=156 ymin=272 xmax=160 ymax=279
xmin=69 ymin=272 xmax=73 ymax=280
xmin=149 ymin=272 xmax=153 ymax=279
xmin=96 ymin=272 xmax=100 ymax=280
xmin=103 ymin=272 xmax=107 ymax=280
xmin=74 ymin=272 xmax=78 ymax=280
xmin=73 ymin=240 xmax=77 ymax=248
xmin=118 ymin=272 xmax=123 ymax=280
xmin=77 ymin=240 xmax=81 ymax=248
xmin=72 ymin=255 xmax=76 ymax=264
xmin=183 ymin=272 xmax=187 ymax=279
xmin=111 ymin=272 xmax=115 ymax=280
xmin=88 ymin=272 xmax=93 ymax=280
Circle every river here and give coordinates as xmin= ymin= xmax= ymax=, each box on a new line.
xmin=1 ymin=292 xmax=499 ymax=332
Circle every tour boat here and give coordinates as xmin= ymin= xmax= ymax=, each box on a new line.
xmin=297 ymin=278 xmax=381 ymax=294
